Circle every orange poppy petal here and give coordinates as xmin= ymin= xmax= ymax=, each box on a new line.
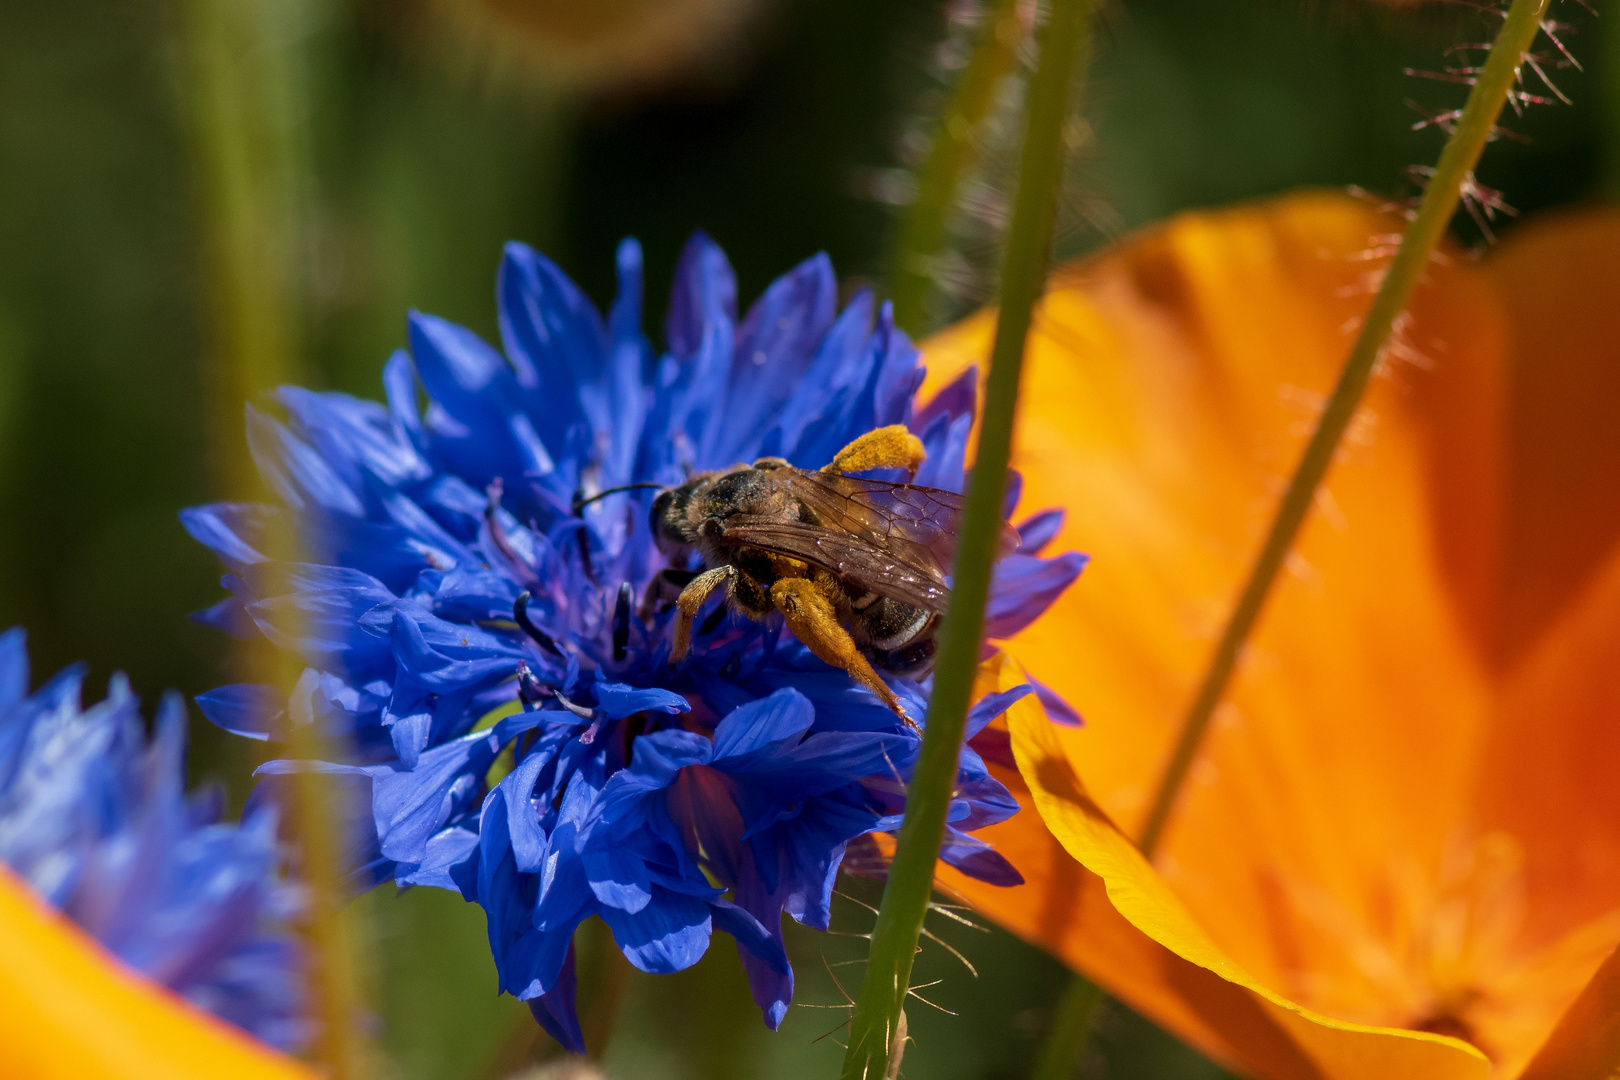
xmin=921 ymin=191 xmax=1501 ymax=847
xmin=1468 ymin=541 xmax=1620 ymax=1071
xmin=0 ymin=865 xmax=316 ymax=1080
xmin=1519 ymin=943 xmax=1620 ymax=1080
xmin=1464 ymin=211 xmax=1620 ymax=1043
xmin=923 ymin=192 xmax=1620 ymax=1076
xmin=1484 ymin=211 xmax=1620 ymax=665
xmin=1002 ymin=683 xmax=1488 ymax=1080
xmin=940 ymin=660 xmax=1481 ymax=1079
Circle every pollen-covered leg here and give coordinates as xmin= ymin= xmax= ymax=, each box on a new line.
xmin=770 ymin=577 xmax=919 ymax=730
xmin=671 ymin=565 xmax=735 ymax=662
xmin=822 ymin=425 xmax=927 ymax=480
xmin=641 ymin=568 xmax=697 ymax=620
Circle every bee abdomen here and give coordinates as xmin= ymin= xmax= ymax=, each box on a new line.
xmin=867 ymin=630 xmax=938 ymax=678
xmin=850 ymin=590 xmax=882 ymax=611
xmin=857 ymin=594 xmax=939 ymax=678
xmin=870 ymin=603 xmax=933 ymax=651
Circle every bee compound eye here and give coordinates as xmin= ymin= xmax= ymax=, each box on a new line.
xmin=649 ymin=489 xmax=673 ymax=531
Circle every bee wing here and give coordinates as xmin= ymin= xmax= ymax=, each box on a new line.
xmin=711 ymin=470 xmax=1021 ymax=614
xmin=771 ymin=469 xmax=1021 ymax=566
xmin=716 ymin=516 xmax=953 ymax=612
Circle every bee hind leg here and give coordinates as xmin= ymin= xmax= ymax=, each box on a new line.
xmin=822 ymin=424 xmax=926 ymax=480
xmin=671 ymin=565 xmax=735 ymax=663
xmin=770 ymin=578 xmax=920 ymax=731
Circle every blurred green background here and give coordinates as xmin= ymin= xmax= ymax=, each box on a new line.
xmin=0 ymin=0 xmax=1611 ymax=1077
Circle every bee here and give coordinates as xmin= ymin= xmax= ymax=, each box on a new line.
xmin=639 ymin=425 xmax=1018 ymax=728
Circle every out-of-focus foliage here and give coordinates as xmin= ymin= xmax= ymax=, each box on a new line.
xmin=406 ymin=0 xmax=777 ymax=93
xmin=0 ymin=0 xmax=1609 ymax=1077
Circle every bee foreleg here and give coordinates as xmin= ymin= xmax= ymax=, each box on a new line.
xmin=670 ymin=565 xmax=735 ymax=663
xmin=770 ymin=578 xmax=920 ymax=731
xmin=641 ymin=567 xmax=697 ymax=620
xmin=822 ymin=424 xmax=926 ymax=481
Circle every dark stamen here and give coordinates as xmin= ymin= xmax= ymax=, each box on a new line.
xmin=719 ymin=651 xmax=742 ymax=680
xmin=612 ymin=582 xmax=632 ymax=660
xmin=513 ymin=592 xmax=563 ymax=657
xmin=574 ymin=525 xmax=597 ymax=585
xmin=516 ymin=662 xmax=548 ymax=708
xmin=517 ymin=660 xmax=606 ymax=744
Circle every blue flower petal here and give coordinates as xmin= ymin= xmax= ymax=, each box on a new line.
xmin=709 ymin=896 xmax=791 ymax=1027
xmin=940 ymin=828 xmax=1024 ymax=886
xmin=195 ymin=684 xmax=282 ymax=741
xmin=1033 ymin=675 xmax=1084 ymax=727
xmin=370 ymin=729 xmax=501 ymax=864
xmin=245 ymin=406 xmax=366 ymax=518
xmin=709 ymin=687 xmax=815 ymax=761
xmin=185 ymin=232 xmax=1087 ymax=1038
xmin=621 ymin=728 xmax=714 ymax=785
xmin=179 ymin=504 xmax=271 ymax=570
xmin=665 ymin=231 xmax=737 ymax=362
xmin=584 ymin=844 xmax=653 ymax=913
xmin=397 ymin=826 xmax=479 ymax=890
xmin=601 ymin=887 xmax=712 ymax=974
xmin=768 ymin=291 xmax=875 ymax=462
xmin=705 ymin=253 xmax=836 ymax=465
xmin=2 ymin=638 xmax=305 ymax=1047
xmin=593 ymin=681 xmax=689 ymax=720
xmin=986 ymin=551 xmax=1088 ymax=639
xmin=914 ymin=364 xmax=977 ymax=429
xmin=0 ymin=627 xmax=26 ymax=712
xmin=1016 ymin=508 xmax=1066 ymax=554
xmin=501 ymin=749 xmax=551 ymax=873
xmin=527 ymin=946 xmax=585 ymax=1055
xmin=964 ymin=684 xmax=1035 ymax=740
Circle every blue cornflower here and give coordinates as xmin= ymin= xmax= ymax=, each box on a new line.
xmin=184 ymin=234 xmax=1085 ymax=1050
xmin=0 ymin=628 xmax=305 ymax=1050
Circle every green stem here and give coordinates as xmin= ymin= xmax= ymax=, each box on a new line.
xmin=1029 ymin=977 xmax=1104 ymax=1080
xmin=176 ymin=1 xmax=370 ymax=1076
xmin=1134 ymin=0 xmax=1551 ymax=858
xmin=839 ymin=3 xmax=1094 ymax=1078
xmin=888 ymin=0 xmax=1025 ymax=336
xmin=578 ymin=920 xmax=634 ymax=1059
xmin=1028 ymin=4 xmax=1551 ymax=1075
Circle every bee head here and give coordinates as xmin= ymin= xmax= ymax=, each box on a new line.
xmin=650 ymin=484 xmax=694 ymax=559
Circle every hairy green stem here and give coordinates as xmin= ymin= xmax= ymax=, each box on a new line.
xmin=838 ymin=3 xmax=1094 ymax=1078
xmin=177 ymin=1 xmax=370 ymax=1076
xmin=888 ymin=0 xmax=1024 ymax=336
xmin=1135 ymin=0 xmax=1551 ymax=857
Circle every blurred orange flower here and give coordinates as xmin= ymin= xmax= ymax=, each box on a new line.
xmin=925 ymin=192 xmax=1620 ymax=1079
xmin=0 ymin=865 xmax=315 ymax=1080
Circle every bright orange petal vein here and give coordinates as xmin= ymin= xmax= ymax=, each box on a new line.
xmin=0 ymin=865 xmax=316 ymax=1080
xmin=925 ymin=193 xmax=1620 ymax=1078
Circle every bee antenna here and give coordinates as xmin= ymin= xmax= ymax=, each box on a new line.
xmin=571 ymin=482 xmax=664 ymax=516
